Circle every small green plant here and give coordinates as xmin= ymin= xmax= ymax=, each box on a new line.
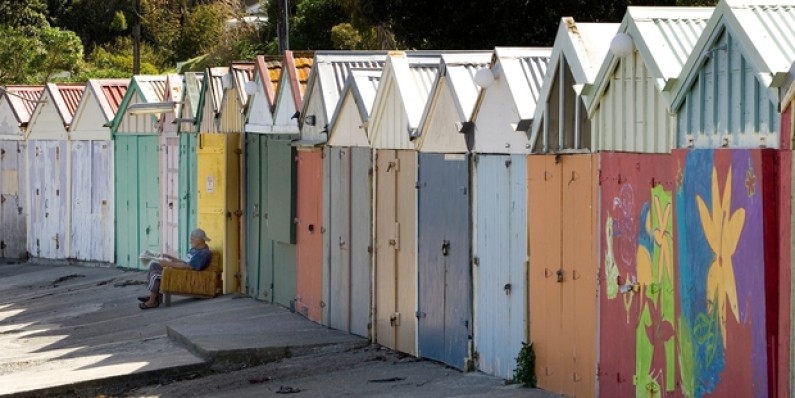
xmin=513 ymin=342 xmax=537 ymax=387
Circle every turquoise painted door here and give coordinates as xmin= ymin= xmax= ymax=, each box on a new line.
xmin=178 ymin=133 xmax=198 ymax=257
xmin=115 ymin=136 xmax=139 ymax=268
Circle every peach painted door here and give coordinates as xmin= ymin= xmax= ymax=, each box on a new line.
xmin=295 ymin=148 xmax=324 ymax=322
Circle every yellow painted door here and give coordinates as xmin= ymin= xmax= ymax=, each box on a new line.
xmin=197 ymin=133 xmax=241 ymax=294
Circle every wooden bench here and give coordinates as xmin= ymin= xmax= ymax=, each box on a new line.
xmin=159 ymin=251 xmax=221 ymax=306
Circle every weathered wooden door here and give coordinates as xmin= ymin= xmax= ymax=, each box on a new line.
xmin=327 ymin=146 xmax=372 ymax=337
xmin=528 ymin=154 xmax=597 ymax=398
xmin=0 ymin=140 xmax=27 ymax=259
xmin=375 ymin=149 xmax=417 ymax=355
xmin=417 ymin=153 xmax=471 ymax=370
xmin=70 ymin=140 xmax=113 ymax=262
xmin=295 ymin=148 xmax=324 ymax=321
xmin=28 ymin=140 xmax=68 ymax=259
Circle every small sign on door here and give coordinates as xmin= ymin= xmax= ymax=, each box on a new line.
xmin=206 ymin=175 xmax=214 ymax=193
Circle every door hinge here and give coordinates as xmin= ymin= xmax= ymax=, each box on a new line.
xmin=390 ymin=312 xmax=400 ymax=326
xmin=473 ymin=256 xmax=479 ymax=266
xmin=415 ymin=311 xmax=426 ymax=319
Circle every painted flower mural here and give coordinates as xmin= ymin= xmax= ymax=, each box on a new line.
xmin=695 ymin=166 xmax=744 ymax=348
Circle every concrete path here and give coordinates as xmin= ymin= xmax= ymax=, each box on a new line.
xmin=0 ymin=260 xmax=561 ymax=398
xmin=0 ymin=261 xmax=365 ymax=397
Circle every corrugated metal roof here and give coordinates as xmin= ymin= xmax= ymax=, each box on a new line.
xmin=98 ymin=80 xmax=128 ymax=116
xmin=586 ymin=7 xmax=712 ymax=114
xmin=3 ymin=85 xmax=43 ymax=124
xmin=184 ymin=72 xmax=203 ymax=119
xmin=58 ymin=84 xmax=85 ymax=120
xmin=132 ymin=75 xmax=167 ymax=103
xmin=208 ymin=67 xmax=228 ymax=113
xmin=47 ymin=83 xmax=86 ymax=126
xmin=442 ymin=53 xmax=493 ymax=120
xmin=307 ymin=51 xmax=388 ymax=118
xmin=727 ymin=1 xmax=795 ymax=75
xmin=328 ymin=69 xmax=382 ymax=137
xmin=483 ymin=47 xmax=551 ymax=121
xmin=231 ymin=62 xmax=256 ymax=106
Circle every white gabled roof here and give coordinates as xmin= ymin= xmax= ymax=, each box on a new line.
xmin=585 ymin=6 xmax=713 ymax=114
xmin=530 ymin=19 xmax=618 ymax=140
xmin=300 ymin=51 xmax=388 ymax=127
xmin=672 ymin=0 xmax=795 ymax=111
xmin=472 ymin=47 xmax=551 ymax=124
xmin=327 ymin=70 xmax=381 ymax=146
xmin=368 ymin=51 xmax=441 ymax=149
xmin=415 ymin=52 xmax=492 ymax=152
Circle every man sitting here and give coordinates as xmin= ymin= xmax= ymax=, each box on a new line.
xmin=139 ymin=228 xmax=212 ymax=310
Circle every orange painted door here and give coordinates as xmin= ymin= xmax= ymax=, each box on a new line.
xmin=295 ymin=148 xmax=324 ymax=322
xmin=528 ymin=154 xmax=597 ymax=397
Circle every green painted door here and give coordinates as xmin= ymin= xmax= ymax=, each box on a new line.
xmin=138 ymin=136 xmax=161 ymax=257
xmin=178 ymin=133 xmax=198 ymax=257
xmin=245 ymin=133 xmax=272 ymax=301
xmin=114 ymin=136 xmax=139 ymax=268
xmin=266 ymin=136 xmax=296 ymax=308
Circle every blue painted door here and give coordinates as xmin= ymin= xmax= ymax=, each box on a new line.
xmin=417 ymin=153 xmax=471 ymax=370
xmin=473 ymin=154 xmax=527 ymax=379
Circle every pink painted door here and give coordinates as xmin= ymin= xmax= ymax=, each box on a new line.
xmin=295 ymin=148 xmax=324 ymax=322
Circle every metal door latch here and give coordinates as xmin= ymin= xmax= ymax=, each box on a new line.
xmin=556 ymin=269 xmax=564 ymax=283
xmin=441 ymin=240 xmax=450 ymax=256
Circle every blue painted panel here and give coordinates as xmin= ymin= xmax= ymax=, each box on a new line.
xmin=473 ymin=154 xmax=527 ymax=379
xmin=417 ymin=152 xmax=471 ymax=370
xmin=677 ymin=30 xmax=780 ymax=149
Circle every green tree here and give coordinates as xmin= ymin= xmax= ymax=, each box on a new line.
xmin=0 ymin=0 xmax=49 ymax=28
xmin=0 ymin=25 xmax=84 ymax=84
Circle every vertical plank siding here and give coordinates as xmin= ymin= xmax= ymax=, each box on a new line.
xmin=0 ymin=141 xmax=27 ymax=259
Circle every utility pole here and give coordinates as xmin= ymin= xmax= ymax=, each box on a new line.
xmin=133 ymin=0 xmax=141 ymax=74
xmin=278 ymin=0 xmax=289 ymax=54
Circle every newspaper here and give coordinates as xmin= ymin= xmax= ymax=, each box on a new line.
xmin=139 ymin=250 xmax=166 ymax=268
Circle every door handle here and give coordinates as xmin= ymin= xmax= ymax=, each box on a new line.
xmin=441 ymin=240 xmax=450 ymax=256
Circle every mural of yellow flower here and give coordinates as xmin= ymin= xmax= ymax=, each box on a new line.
xmin=696 ymin=166 xmax=745 ymax=347
xmin=652 ymin=194 xmax=672 ymax=282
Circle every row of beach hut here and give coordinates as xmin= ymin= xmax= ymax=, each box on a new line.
xmin=2 ymin=1 xmax=795 ymax=396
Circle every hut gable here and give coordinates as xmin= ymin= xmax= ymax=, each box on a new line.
xmin=529 ymin=19 xmax=618 ymax=152
xmin=585 ymin=7 xmax=712 ymax=153
xmin=672 ymin=0 xmax=795 ymax=149
xmin=368 ymin=52 xmax=440 ymax=150
xmin=470 ymin=47 xmax=551 ymax=154
xmin=299 ymin=51 xmax=386 ymax=143
xmin=416 ymin=52 xmax=491 ymax=153
xmin=245 ymin=55 xmax=282 ymax=133
xmin=71 ymin=79 xmax=128 ymax=141
xmin=0 ymin=86 xmax=43 ymax=138
xmin=27 ymin=83 xmax=86 ymax=140
xmin=111 ymin=75 xmax=167 ymax=135
xmin=273 ymin=51 xmax=314 ymax=134
xmin=327 ymin=70 xmax=381 ymax=147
